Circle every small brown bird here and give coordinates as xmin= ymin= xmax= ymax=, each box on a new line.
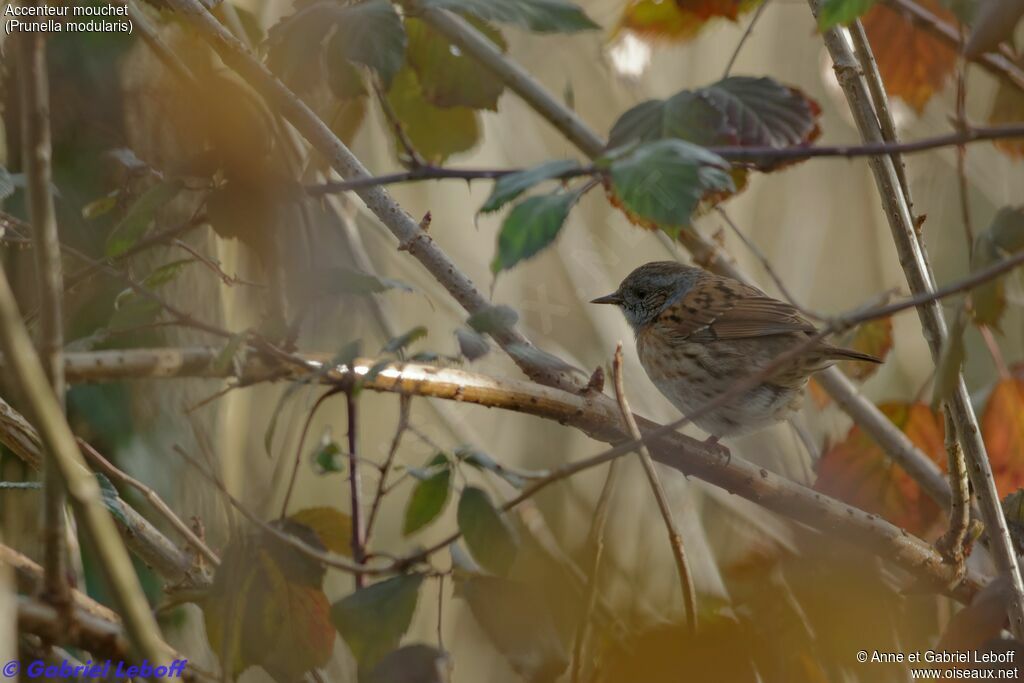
xmin=591 ymin=262 xmax=880 ymax=442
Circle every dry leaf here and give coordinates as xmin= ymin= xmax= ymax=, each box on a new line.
xmin=862 ymin=0 xmax=958 ymax=113
xmin=982 ymin=373 xmax=1024 ymax=495
xmin=814 ymin=402 xmax=946 ymax=536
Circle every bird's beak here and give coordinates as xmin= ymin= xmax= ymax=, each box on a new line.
xmin=590 ymin=292 xmax=623 ymax=305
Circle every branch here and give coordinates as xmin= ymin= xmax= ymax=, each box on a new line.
xmin=304 ymin=124 xmax=1024 ymax=197
xmin=15 ymin=595 xmax=196 ymax=677
xmin=42 ymin=346 xmax=988 ymax=601
xmin=817 ymin=8 xmax=1024 ymax=637
xmin=2 ymin=544 xmax=118 ymax=623
xmin=0 ymin=396 xmax=212 ymax=588
xmin=345 ymin=390 xmax=366 ymax=587
xmin=406 ymin=4 xmax=964 ymax=527
xmin=0 ymin=260 xmax=182 ymax=663
xmin=17 ymin=23 xmax=70 ymax=609
xmin=611 ymin=346 xmax=697 ymax=632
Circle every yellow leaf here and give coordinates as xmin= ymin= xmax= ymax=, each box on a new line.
xmin=289 ymin=506 xmax=353 ymax=556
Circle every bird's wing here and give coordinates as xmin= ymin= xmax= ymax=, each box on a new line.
xmin=654 ymin=276 xmax=816 ymax=343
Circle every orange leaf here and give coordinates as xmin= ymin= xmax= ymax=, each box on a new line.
xmin=204 ymin=526 xmax=335 ymax=682
xmin=615 ymin=0 xmax=760 ymax=42
xmin=814 ymin=402 xmax=945 ymax=536
xmin=862 ymin=0 xmax=958 ymax=114
xmin=982 ymin=374 xmax=1024 ymax=495
xmin=840 ymin=317 xmax=893 ymax=380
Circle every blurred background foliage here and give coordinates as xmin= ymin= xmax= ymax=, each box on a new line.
xmin=2 ymin=0 xmax=1024 ymax=680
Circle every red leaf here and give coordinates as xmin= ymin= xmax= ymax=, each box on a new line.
xmin=814 ymin=402 xmax=945 ymax=536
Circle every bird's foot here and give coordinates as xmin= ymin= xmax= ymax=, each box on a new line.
xmin=704 ymin=435 xmax=732 ymax=466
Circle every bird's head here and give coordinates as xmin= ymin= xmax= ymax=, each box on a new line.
xmin=590 ymin=261 xmax=703 ymax=331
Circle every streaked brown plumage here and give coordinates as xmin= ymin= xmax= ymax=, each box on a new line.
xmin=591 ymin=262 xmax=880 ymax=439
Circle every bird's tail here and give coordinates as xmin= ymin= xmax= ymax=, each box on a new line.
xmin=828 ymin=346 xmax=883 ymax=364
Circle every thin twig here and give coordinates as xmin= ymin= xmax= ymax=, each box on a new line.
xmin=78 ymin=440 xmax=219 ymax=566
xmin=569 ymin=426 xmax=621 ymax=683
xmin=346 ymin=389 xmax=367 ymax=587
xmin=372 ymin=75 xmax=426 ymax=168
xmin=611 ymin=345 xmax=697 ymax=632
xmin=302 ymin=123 xmax=1024 ymax=197
xmin=17 ymin=22 xmax=70 ymax=611
xmin=365 ymin=395 xmax=411 ymax=547
xmin=723 ymin=0 xmax=771 ymax=78
xmin=279 ymin=388 xmax=345 ymax=518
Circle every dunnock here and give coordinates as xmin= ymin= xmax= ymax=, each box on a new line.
xmin=591 ymin=262 xmax=880 ymax=441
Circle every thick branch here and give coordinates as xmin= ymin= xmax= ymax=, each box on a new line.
xmin=17 ymin=22 xmax=69 ymax=608
xmin=2 ymin=544 xmax=118 ymax=623
xmin=818 ymin=10 xmax=1024 ymax=636
xmin=43 ymin=346 xmax=986 ymax=601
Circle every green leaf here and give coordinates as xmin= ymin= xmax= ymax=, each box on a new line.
xmin=332 ymin=573 xmax=425 ymax=669
xmin=312 ymin=430 xmax=345 ymax=474
xmin=108 ymin=259 xmax=194 ymax=330
xmin=105 ymin=180 xmax=184 ymax=257
xmin=0 ymin=165 xmax=13 ymax=201
xmin=82 ymin=193 xmax=119 ymax=220
xmin=491 ymin=189 xmax=583 ymax=274
xmin=212 ymin=333 xmax=247 ymax=376
xmin=607 ymin=139 xmax=733 ymax=227
xmin=383 ymin=326 xmax=428 ymax=354
xmin=466 ymin=305 xmax=519 ymax=334
xmin=480 ymin=159 xmax=581 ymax=213
xmin=363 ymin=645 xmax=448 ymax=683
xmin=96 ymin=473 xmax=129 ymax=526
xmin=457 ymin=486 xmax=518 ymax=576
xmin=403 ymin=454 xmax=451 ymax=535
xmin=455 ymin=327 xmax=490 ymax=360
xmin=269 ymin=0 xmax=406 ymax=89
xmin=112 ymin=259 xmax=194 ymax=313
xmin=971 ymin=207 xmax=1024 ymax=328
xmin=405 ymin=16 xmax=507 ymax=110
xmin=608 ymin=77 xmax=821 ymax=170
xmin=988 ymin=205 xmax=1024 ymax=254
xmin=933 ymin=307 xmax=967 ymax=407
xmin=817 ymin=0 xmax=878 ymax=29
xmin=419 ymin=0 xmax=599 ymax=33
xmin=329 ymin=0 xmax=407 ymax=87
xmin=387 ymin=67 xmax=479 ymax=163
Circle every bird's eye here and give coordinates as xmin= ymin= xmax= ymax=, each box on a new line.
xmin=634 ymin=289 xmax=648 ymax=299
